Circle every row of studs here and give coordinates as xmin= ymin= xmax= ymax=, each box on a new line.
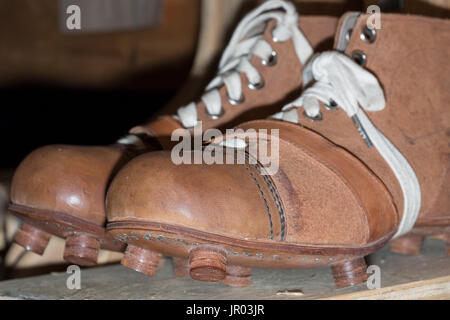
xmin=32 ymin=219 xmax=117 ymax=245
xmin=115 ymin=231 xmax=345 ymax=263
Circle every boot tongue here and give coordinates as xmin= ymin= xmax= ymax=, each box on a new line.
xmin=333 ymin=12 xmax=361 ymax=52
xmin=300 ymin=12 xmax=360 ymax=95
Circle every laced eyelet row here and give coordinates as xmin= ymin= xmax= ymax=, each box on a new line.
xmin=308 ymin=25 xmax=377 ymax=123
xmin=208 ymin=50 xmax=277 ymax=119
xmin=205 ymin=24 xmax=289 ymax=121
xmin=351 ymin=25 xmax=377 ymax=67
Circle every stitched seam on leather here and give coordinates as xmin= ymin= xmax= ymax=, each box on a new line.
xmin=244 ymin=153 xmax=286 ymax=241
xmin=242 ymin=163 xmax=274 ymax=240
xmin=261 ymin=173 xmax=286 ymax=241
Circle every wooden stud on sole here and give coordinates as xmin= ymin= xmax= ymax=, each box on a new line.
xmin=331 ymin=257 xmax=368 ymax=289
xmin=189 ymin=246 xmax=227 ymax=282
xmin=121 ymin=244 xmax=161 ymax=276
xmin=14 ymin=223 xmax=51 ymax=256
xmin=63 ymin=233 xmax=100 ymax=267
xmin=390 ymin=234 xmax=424 ymax=256
xmin=221 ymin=265 xmax=252 ymax=287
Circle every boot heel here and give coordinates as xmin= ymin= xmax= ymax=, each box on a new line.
xmin=221 ymin=265 xmax=252 ymax=287
xmin=63 ymin=233 xmax=100 ymax=267
xmin=189 ymin=246 xmax=227 ymax=282
xmin=390 ymin=234 xmax=423 ymax=256
xmin=14 ymin=223 xmax=51 ymax=255
xmin=173 ymin=257 xmax=190 ymax=278
xmin=331 ymin=257 xmax=368 ymax=288
xmin=121 ymin=245 xmax=161 ymax=276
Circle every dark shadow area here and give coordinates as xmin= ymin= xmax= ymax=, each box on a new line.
xmin=0 ymin=85 xmax=175 ymax=169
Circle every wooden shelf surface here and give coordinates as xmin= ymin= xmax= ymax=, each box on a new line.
xmin=0 ymin=237 xmax=448 ymax=300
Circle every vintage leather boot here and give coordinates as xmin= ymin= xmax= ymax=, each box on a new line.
xmin=106 ymin=12 xmax=449 ymax=287
xmin=9 ymin=0 xmax=338 ymax=267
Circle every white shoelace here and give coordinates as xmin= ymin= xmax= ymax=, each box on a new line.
xmin=273 ymin=51 xmax=421 ymax=238
xmin=174 ymin=0 xmax=313 ymax=129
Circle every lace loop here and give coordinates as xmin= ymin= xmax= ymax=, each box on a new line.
xmin=281 ymin=51 xmax=386 ymax=119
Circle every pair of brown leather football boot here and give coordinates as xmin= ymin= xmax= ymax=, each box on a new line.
xmin=10 ymin=1 xmax=449 ymax=289
xmin=9 ymin=0 xmax=338 ymax=266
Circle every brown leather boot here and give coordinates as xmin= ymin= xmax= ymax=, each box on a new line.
xmin=9 ymin=1 xmax=338 ymax=267
xmin=106 ymin=12 xmax=449 ymax=287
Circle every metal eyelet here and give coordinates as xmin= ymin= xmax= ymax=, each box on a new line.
xmin=261 ymin=51 xmax=277 ymax=67
xmin=360 ymin=25 xmax=376 ymax=43
xmin=227 ymin=93 xmax=245 ymax=105
xmin=302 ymin=110 xmax=323 ymax=122
xmin=205 ymin=106 xmax=225 ymax=120
xmin=351 ymin=50 xmax=367 ymax=67
xmin=324 ymin=99 xmax=339 ymax=111
xmin=247 ymin=77 xmax=265 ymax=90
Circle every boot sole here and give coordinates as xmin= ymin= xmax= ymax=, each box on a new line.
xmin=9 ymin=203 xmax=125 ymax=266
xmin=107 ymin=220 xmax=394 ymax=288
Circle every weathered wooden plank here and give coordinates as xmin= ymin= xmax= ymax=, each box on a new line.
xmin=324 ymin=276 xmax=450 ymax=300
xmin=0 ymin=237 xmax=448 ymax=300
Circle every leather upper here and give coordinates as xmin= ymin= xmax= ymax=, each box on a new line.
xmin=106 ymin=120 xmax=398 ymax=246
xmin=10 ymin=145 xmax=128 ymax=225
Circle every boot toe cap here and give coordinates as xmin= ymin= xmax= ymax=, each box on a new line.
xmin=11 ymin=144 xmax=125 ymax=224
xmin=106 ymin=151 xmax=278 ymax=240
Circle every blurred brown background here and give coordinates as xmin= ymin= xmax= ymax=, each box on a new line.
xmin=0 ymin=0 xmax=448 ymax=168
